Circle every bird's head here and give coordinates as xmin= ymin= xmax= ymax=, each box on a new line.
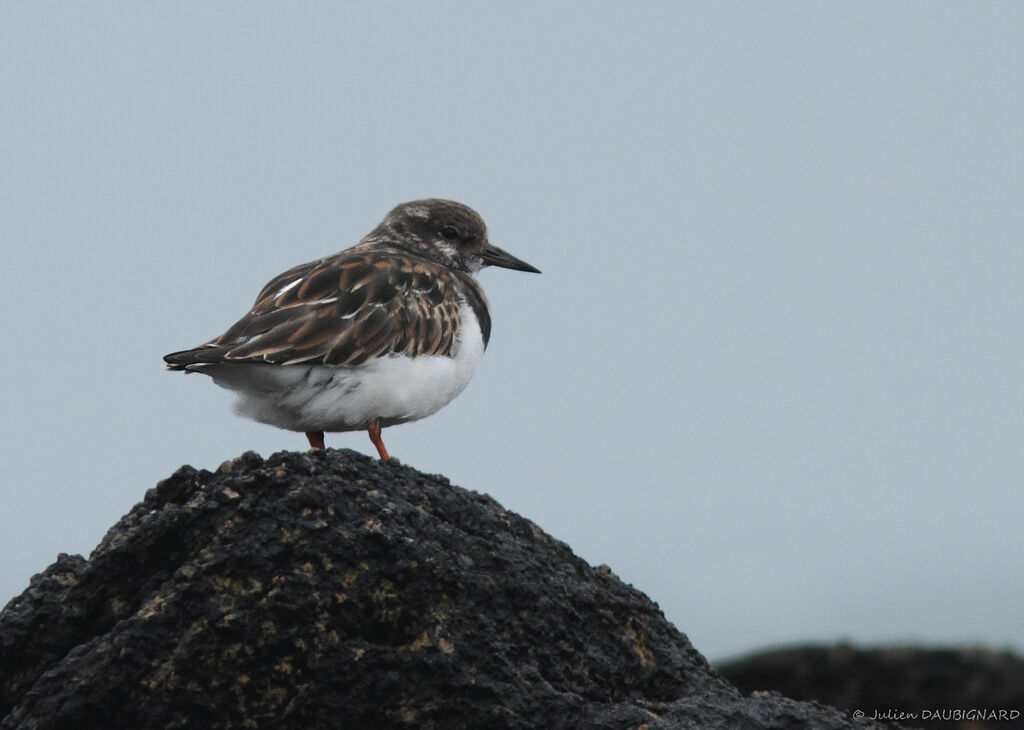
xmin=368 ymin=199 xmax=541 ymax=275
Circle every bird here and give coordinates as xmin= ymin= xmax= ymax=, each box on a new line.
xmin=164 ymin=199 xmax=540 ymax=460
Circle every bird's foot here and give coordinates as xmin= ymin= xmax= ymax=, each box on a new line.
xmin=366 ymin=421 xmax=391 ymax=460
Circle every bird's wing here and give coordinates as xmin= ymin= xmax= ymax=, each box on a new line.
xmin=164 ymin=250 xmax=470 ymax=369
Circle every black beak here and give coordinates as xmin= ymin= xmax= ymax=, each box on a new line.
xmin=481 ymin=243 xmax=541 ymax=273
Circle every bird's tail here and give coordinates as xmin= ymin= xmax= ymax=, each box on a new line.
xmin=163 ymin=346 xmax=227 ymax=371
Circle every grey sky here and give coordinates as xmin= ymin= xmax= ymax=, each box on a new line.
xmin=2 ymin=3 xmax=1022 ymax=661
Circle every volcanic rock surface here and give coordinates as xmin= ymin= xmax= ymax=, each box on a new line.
xmin=719 ymin=643 xmax=1024 ymax=730
xmin=1 ymin=449 xmax=899 ymax=729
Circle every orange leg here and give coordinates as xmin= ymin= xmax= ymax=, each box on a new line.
xmin=366 ymin=420 xmax=390 ymax=460
xmin=305 ymin=431 xmax=325 ymax=450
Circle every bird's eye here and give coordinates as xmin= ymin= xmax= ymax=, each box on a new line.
xmin=441 ymin=225 xmax=459 ymax=241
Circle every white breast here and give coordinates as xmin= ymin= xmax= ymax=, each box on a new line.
xmin=206 ymin=302 xmax=486 ymax=433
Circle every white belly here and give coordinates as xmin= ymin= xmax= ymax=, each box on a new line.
xmin=204 ymin=303 xmax=485 ymax=432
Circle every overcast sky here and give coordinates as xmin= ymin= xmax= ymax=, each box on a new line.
xmin=2 ymin=2 xmax=1022 ymax=662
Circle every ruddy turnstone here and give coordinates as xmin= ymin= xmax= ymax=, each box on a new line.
xmin=164 ymin=199 xmax=539 ymax=459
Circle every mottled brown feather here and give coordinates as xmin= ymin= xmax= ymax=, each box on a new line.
xmin=167 ymin=248 xmax=484 ymax=369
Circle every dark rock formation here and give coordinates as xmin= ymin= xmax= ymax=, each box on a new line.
xmin=718 ymin=643 xmax=1024 ymax=730
xmin=2 ymin=449 xmax=898 ymax=729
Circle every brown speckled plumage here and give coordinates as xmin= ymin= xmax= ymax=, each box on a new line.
xmin=165 ymin=249 xmax=488 ymax=369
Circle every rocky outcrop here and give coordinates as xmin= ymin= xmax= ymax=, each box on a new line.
xmin=719 ymin=643 xmax=1024 ymax=730
xmin=1 ymin=449 xmax=897 ymax=729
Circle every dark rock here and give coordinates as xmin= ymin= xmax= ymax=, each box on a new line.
xmin=2 ymin=449 xmax=899 ymax=729
xmin=718 ymin=643 xmax=1024 ymax=730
